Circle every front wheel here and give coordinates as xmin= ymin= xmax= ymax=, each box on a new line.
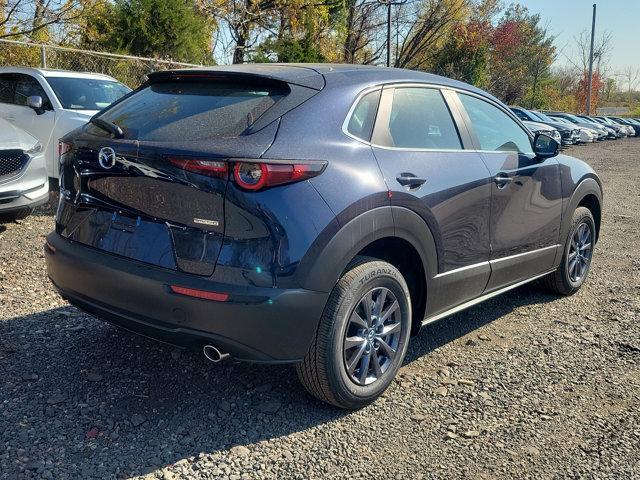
xmin=544 ymin=206 xmax=596 ymax=295
xmin=296 ymin=257 xmax=412 ymax=409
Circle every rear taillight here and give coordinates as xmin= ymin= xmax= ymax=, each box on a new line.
xmin=232 ymin=161 xmax=325 ymax=191
xmin=168 ymin=157 xmax=228 ymax=178
xmin=58 ymin=140 xmax=71 ymax=162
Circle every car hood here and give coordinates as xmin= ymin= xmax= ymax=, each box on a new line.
xmin=522 ymin=120 xmax=555 ymax=131
xmin=535 ymin=120 xmax=573 ymax=132
xmin=0 ymin=118 xmax=38 ymax=150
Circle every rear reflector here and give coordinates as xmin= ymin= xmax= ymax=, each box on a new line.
xmin=232 ymin=161 xmax=325 ymax=191
xmin=170 ymin=285 xmax=229 ymax=302
xmin=168 ymin=157 xmax=228 ymax=178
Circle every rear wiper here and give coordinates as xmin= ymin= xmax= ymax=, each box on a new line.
xmin=90 ymin=118 xmax=124 ymax=138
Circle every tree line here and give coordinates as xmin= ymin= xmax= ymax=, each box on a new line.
xmin=1 ymin=0 xmax=637 ymax=114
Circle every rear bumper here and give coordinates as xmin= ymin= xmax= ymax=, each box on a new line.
xmin=45 ymin=232 xmax=329 ymax=363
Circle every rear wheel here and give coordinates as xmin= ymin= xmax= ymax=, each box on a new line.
xmin=296 ymin=257 xmax=411 ymax=409
xmin=544 ymin=207 xmax=595 ymax=295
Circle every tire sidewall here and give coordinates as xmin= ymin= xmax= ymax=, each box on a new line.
xmin=327 ymin=262 xmax=411 ymax=404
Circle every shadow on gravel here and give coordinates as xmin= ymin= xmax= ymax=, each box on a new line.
xmin=0 ymin=283 xmax=557 ymax=478
xmin=405 ymin=283 xmax=558 ymax=363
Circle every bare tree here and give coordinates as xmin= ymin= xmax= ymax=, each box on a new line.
xmin=394 ymin=0 xmax=468 ymax=69
xmin=207 ymin=0 xmax=278 ymax=64
xmin=620 ymin=65 xmax=640 ymax=99
xmin=574 ymin=29 xmax=613 ymax=74
xmin=1 ymin=0 xmax=85 ymax=39
xmin=343 ymin=0 xmax=386 ymax=64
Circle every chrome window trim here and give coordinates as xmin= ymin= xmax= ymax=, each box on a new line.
xmin=341 ymin=81 xmax=535 ymax=154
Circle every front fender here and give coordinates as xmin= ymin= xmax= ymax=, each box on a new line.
xmin=561 ymin=176 xmax=602 ymax=241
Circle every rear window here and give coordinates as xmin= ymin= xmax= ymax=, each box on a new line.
xmin=92 ymin=80 xmax=288 ymax=141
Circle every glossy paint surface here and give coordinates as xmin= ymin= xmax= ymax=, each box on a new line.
xmin=54 ymin=64 xmax=601 ymax=329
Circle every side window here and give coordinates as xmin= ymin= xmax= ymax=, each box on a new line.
xmin=459 ymin=94 xmax=532 ymax=154
xmin=347 ymin=90 xmax=381 ymax=141
xmin=0 ymin=74 xmax=16 ymax=104
xmin=385 ymin=87 xmax=461 ymax=149
xmin=13 ymin=74 xmax=51 ymax=108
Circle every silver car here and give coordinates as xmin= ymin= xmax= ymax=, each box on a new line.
xmin=0 ymin=118 xmax=48 ymax=220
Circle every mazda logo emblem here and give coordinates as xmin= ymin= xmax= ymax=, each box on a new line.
xmin=98 ymin=147 xmax=117 ymax=169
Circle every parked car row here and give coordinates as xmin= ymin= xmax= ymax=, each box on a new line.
xmin=0 ymin=67 xmax=130 ymax=220
xmin=510 ymin=105 xmax=640 ymax=144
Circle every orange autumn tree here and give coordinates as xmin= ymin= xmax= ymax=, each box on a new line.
xmin=576 ymin=70 xmax=604 ymax=114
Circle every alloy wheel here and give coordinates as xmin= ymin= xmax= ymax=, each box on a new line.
xmin=567 ymin=221 xmax=593 ymax=283
xmin=343 ymin=287 xmax=402 ymax=386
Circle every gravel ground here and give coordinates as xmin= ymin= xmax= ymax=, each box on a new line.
xmin=1 ymin=139 xmax=639 ymax=480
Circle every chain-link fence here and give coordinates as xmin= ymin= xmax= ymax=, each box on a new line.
xmin=0 ymin=39 xmax=203 ymax=87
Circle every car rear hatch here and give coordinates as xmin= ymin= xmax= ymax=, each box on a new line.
xmin=57 ymin=68 xmax=323 ymax=276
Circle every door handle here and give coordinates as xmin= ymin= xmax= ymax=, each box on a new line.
xmin=396 ymin=173 xmax=427 ymax=188
xmin=494 ymin=173 xmax=512 ymax=189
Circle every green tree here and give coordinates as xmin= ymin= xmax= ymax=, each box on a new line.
xmin=431 ymin=20 xmax=490 ymax=87
xmin=487 ymin=4 xmax=555 ymax=106
xmin=91 ymin=0 xmax=214 ymax=63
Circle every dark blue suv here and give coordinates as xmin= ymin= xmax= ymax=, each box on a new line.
xmin=46 ymin=64 xmax=602 ymax=408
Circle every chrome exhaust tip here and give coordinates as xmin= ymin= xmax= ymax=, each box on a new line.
xmin=203 ymin=344 xmax=230 ymax=363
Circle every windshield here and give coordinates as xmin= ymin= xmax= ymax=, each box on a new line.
xmin=47 ymin=77 xmax=131 ymax=110
xmin=551 ymin=116 xmax=572 ymax=125
xmin=531 ymin=111 xmax=555 ymax=123
xmin=562 ymin=113 xmax=583 ymax=123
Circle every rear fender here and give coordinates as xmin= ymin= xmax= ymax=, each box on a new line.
xmin=298 ymin=206 xmax=437 ymax=297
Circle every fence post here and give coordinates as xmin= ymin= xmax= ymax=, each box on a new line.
xmin=40 ymin=44 xmax=47 ymax=68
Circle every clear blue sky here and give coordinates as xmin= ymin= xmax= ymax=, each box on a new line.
xmin=518 ymin=0 xmax=639 ymax=76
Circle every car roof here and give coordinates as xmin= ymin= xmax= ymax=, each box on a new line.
xmin=154 ymin=64 xmax=498 ymax=101
xmin=0 ymin=66 xmax=119 ymax=81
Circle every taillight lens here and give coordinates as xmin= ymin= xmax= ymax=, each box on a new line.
xmin=58 ymin=140 xmax=71 ymax=162
xmin=168 ymin=157 xmax=228 ymax=178
xmin=232 ymin=161 xmax=325 ymax=191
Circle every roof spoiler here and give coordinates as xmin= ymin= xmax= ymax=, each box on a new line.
xmin=147 ymin=67 xmax=325 ymax=91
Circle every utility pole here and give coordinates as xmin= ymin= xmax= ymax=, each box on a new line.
xmin=378 ymin=0 xmax=406 ymax=67
xmin=586 ymin=3 xmax=597 ymax=115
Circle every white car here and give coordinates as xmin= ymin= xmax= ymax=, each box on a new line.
xmin=550 ymin=117 xmax=598 ymax=143
xmin=521 ymin=120 xmax=562 ymax=144
xmin=0 ymin=118 xmax=48 ymax=220
xmin=0 ymin=67 xmax=131 ymax=179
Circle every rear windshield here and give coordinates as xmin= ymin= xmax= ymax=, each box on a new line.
xmin=92 ymin=80 xmax=288 ymax=141
xmin=47 ymin=77 xmax=131 ymax=110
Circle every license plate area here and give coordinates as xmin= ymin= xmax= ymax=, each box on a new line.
xmin=57 ymin=202 xmax=223 ymax=276
xmin=66 ymin=209 xmax=178 ymax=270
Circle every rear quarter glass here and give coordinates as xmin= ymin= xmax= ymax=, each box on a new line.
xmin=87 ymin=80 xmax=289 ymax=141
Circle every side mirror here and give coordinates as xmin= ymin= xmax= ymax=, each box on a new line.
xmin=533 ymin=132 xmax=559 ymax=159
xmin=27 ymin=95 xmax=45 ymax=115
